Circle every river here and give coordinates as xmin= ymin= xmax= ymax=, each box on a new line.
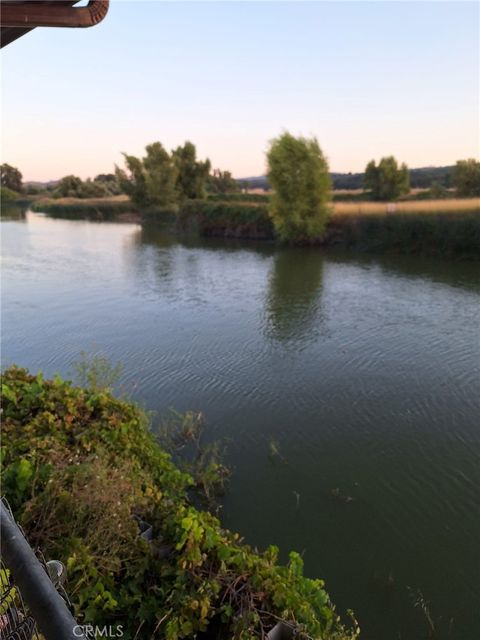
xmin=2 ymin=211 xmax=479 ymax=639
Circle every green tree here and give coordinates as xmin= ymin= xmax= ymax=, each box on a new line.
xmin=80 ymin=178 xmax=109 ymax=198
xmin=94 ymin=173 xmax=121 ymax=195
xmin=207 ymin=169 xmax=239 ymax=194
xmin=364 ymin=160 xmax=379 ymax=195
xmin=56 ymin=175 xmax=84 ymax=197
xmin=1 ymin=163 xmax=23 ymax=192
xmin=452 ymin=159 xmax=480 ymax=197
xmin=363 ymin=156 xmax=410 ymax=201
xmin=116 ymin=142 xmax=178 ymax=208
xmin=172 ymin=141 xmax=211 ymax=200
xmin=429 ymin=181 xmax=449 ymax=199
xmin=266 ymin=132 xmax=331 ymax=242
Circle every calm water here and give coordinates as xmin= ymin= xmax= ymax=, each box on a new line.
xmin=2 ymin=212 xmax=479 ymax=639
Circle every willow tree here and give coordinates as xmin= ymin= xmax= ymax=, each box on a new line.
xmin=115 ymin=142 xmax=178 ymax=208
xmin=172 ymin=141 xmax=211 ymax=200
xmin=267 ymin=133 xmax=331 ymax=243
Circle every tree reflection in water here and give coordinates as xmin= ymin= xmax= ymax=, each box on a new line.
xmin=265 ymin=247 xmax=326 ymax=347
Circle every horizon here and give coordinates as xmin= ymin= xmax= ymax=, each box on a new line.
xmin=20 ymin=162 xmax=457 ymax=186
xmin=1 ymin=1 xmax=479 ymax=181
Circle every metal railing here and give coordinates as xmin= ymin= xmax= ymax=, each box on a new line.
xmin=0 ymin=499 xmax=86 ymax=640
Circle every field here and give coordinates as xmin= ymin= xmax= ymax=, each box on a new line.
xmin=332 ymin=197 xmax=480 ymax=217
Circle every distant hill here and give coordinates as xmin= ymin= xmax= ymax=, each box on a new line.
xmin=239 ymin=166 xmax=454 ymax=191
xmin=24 ymin=180 xmax=60 ymax=188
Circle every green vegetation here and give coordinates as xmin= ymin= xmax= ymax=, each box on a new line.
xmin=207 ymin=192 xmax=269 ymax=203
xmin=30 ymin=195 xmax=480 ymax=258
xmin=267 ymin=133 xmax=332 ymax=242
xmin=452 ymin=159 xmax=480 ymax=197
xmin=172 ymin=141 xmax=211 ymax=201
xmin=428 ymin=181 xmax=450 ymax=199
xmin=10 ymin=140 xmax=480 ymax=258
xmin=115 ymin=141 xmax=213 ymax=210
xmin=116 ymin=142 xmax=178 ymax=210
xmin=0 ymin=189 xmax=27 ymax=221
xmin=1 ymin=163 xmax=23 ymax=192
xmin=364 ymin=157 xmax=410 ymax=201
xmin=1 ymin=367 xmax=358 ymax=640
xmin=57 ymin=175 xmax=91 ymax=198
xmin=31 ymin=196 xmax=136 ymax=220
xmin=329 ymin=210 xmax=480 ymax=259
xmin=207 ymin=169 xmax=239 ymax=195
xmin=93 ymin=173 xmax=122 ymax=195
xmin=54 ymin=174 xmax=121 ymax=199
xmin=1 ymin=185 xmax=20 ymax=202
xmin=179 ymin=200 xmax=274 ymax=239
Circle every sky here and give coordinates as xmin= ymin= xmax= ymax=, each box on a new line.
xmin=1 ymin=0 xmax=479 ymax=181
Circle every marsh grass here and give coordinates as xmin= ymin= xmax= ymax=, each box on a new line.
xmin=406 ymin=587 xmax=455 ymax=639
xmin=72 ymin=350 xmax=123 ymax=392
xmin=331 ymin=209 xmax=480 ymax=258
xmin=179 ymin=200 xmax=274 ymax=238
xmin=157 ymin=409 xmax=230 ymax=510
xmin=31 ymin=195 xmax=136 ymax=219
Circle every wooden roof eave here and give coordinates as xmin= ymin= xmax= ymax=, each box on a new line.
xmin=1 ymin=0 xmax=109 ymax=48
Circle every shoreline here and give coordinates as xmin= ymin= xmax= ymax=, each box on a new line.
xmin=23 ymin=195 xmax=480 ymax=259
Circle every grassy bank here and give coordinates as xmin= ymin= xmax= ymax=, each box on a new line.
xmin=1 ymin=367 xmax=358 ymax=640
xmin=327 ymin=211 xmax=480 ymax=258
xmin=179 ymin=200 xmax=274 ymax=239
xmin=27 ymin=194 xmax=480 ymax=258
xmin=178 ymin=198 xmax=480 ymax=258
xmin=31 ymin=195 xmax=139 ymax=221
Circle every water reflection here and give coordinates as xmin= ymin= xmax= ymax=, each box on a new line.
xmin=264 ymin=247 xmax=325 ymax=346
xmin=325 ymin=249 xmax=480 ymax=294
xmin=1 ymin=204 xmax=27 ymax=221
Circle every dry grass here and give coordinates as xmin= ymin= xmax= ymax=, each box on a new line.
xmin=39 ymin=194 xmax=130 ymax=206
xmin=332 ymin=198 xmax=480 ymax=217
xmin=332 ymin=188 xmax=364 ymax=196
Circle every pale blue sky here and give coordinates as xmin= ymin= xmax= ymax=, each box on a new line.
xmin=1 ymin=1 xmax=479 ymax=180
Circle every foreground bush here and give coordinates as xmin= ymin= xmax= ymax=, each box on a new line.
xmin=1 ymin=367 xmax=358 ymax=640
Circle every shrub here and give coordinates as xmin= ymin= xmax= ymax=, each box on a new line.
xmin=179 ymin=201 xmax=274 ymax=239
xmin=0 ymin=185 xmax=19 ymax=202
xmin=428 ymin=182 xmax=449 ymax=199
xmin=207 ymin=169 xmax=239 ymax=195
xmin=1 ymin=367 xmax=358 ymax=640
